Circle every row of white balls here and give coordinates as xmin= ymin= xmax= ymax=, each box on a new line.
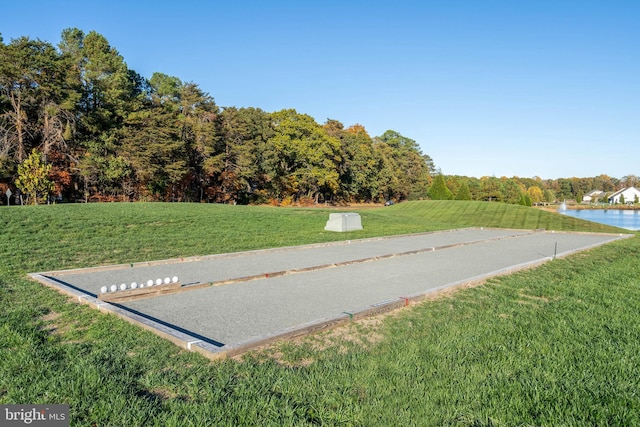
xmin=100 ymin=276 xmax=179 ymax=293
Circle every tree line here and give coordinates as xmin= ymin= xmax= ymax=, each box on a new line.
xmin=1 ymin=29 xmax=637 ymax=206
xmin=435 ymin=174 xmax=640 ymax=206
xmin=0 ymin=29 xmax=434 ymax=205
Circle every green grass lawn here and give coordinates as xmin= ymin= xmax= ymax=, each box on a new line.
xmin=1 ymin=201 xmax=638 ymax=426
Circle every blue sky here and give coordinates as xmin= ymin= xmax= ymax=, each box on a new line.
xmin=2 ymin=1 xmax=639 ymax=179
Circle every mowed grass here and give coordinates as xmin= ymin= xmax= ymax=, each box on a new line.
xmin=1 ymin=201 xmax=638 ymax=426
xmin=0 ymin=200 xmax=620 ymax=272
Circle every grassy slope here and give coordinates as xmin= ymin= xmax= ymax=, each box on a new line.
xmin=1 ymin=201 xmax=638 ymax=426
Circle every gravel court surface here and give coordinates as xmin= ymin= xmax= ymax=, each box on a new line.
xmin=114 ymin=230 xmax=625 ymax=347
xmin=49 ymin=228 xmax=530 ymax=295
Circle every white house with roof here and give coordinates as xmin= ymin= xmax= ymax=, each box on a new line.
xmin=582 ymin=190 xmax=605 ymax=204
xmin=608 ymin=187 xmax=640 ymax=204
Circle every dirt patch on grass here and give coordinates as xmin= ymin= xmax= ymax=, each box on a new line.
xmin=38 ymin=310 xmax=91 ymax=344
xmin=146 ymin=387 xmax=178 ymax=402
xmin=517 ymin=289 xmax=561 ymax=308
xmin=310 ymin=316 xmax=386 ymax=351
xmin=39 ymin=311 xmax=69 ymax=335
xmin=518 ymin=289 xmax=552 ymax=303
xmin=40 ymin=311 xmax=62 ymax=323
xmin=245 ymin=316 xmax=388 ymax=367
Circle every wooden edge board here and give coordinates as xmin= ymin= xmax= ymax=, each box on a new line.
xmin=98 ymin=282 xmax=182 ymax=303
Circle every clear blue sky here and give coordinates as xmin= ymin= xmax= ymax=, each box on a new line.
xmin=2 ymin=1 xmax=639 ymax=179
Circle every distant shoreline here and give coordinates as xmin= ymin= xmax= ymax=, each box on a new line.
xmin=562 ymin=205 xmax=640 ymax=211
xmin=539 ymin=204 xmax=640 ymax=212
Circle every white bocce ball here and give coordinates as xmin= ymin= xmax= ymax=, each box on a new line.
xmin=172 ymin=276 xmax=179 ymax=283
xmin=110 ymin=284 xmax=118 ymax=292
xmin=147 ymin=279 xmax=154 ymax=287
xmin=120 ymin=283 xmax=127 ymax=291
xmin=156 ymin=278 xmax=163 ymax=286
xmin=100 ymin=286 xmax=108 ymax=293
xmin=131 ymin=282 xmax=138 ymax=289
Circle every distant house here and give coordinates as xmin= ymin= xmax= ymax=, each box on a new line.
xmin=582 ymin=190 xmax=605 ymax=204
xmin=608 ymin=187 xmax=640 ymax=204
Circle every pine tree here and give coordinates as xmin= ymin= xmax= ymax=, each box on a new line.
xmin=455 ymin=181 xmax=472 ymax=200
xmin=428 ymin=174 xmax=453 ymax=200
xmin=517 ymin=193 xmax=532 ymax=207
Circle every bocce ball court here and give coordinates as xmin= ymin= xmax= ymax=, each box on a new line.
xmin=29 ymin=228 xmax=630 ymax=359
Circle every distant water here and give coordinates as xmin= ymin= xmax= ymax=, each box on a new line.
xmin=559 ymin=209 xmax=640 ymax=231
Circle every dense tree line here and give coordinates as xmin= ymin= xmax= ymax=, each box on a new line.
xmin=440 ymin=174 xmax=639 ymax=205
xmin=0 ymin=29 xmax=434 ymax=205
xmin=1 ymin=29 xmax=636 ymax=206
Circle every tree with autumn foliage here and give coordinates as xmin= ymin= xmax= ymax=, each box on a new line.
xmin=15 ymin=149 xmax=54 ymax=204
xmin=266 ymin=110 xmax=341 ymax=203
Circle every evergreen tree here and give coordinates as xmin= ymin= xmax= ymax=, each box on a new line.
xmin=518 ymin=192 xmax=532 ymax=207
xmin=217 ymin=107 xmax=274 ymax=203
xmin=120 ymin=106 xmax=186 ymax=200
xmin=325 ymin=121 xmax=380 ymax=203
xmin=454 ymin=180 xmax=472 ymax=200
xmin=374 ymin=130 xmax=432 ymax=201
xmin=428 ymin=174 xmax=453 ymax=200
